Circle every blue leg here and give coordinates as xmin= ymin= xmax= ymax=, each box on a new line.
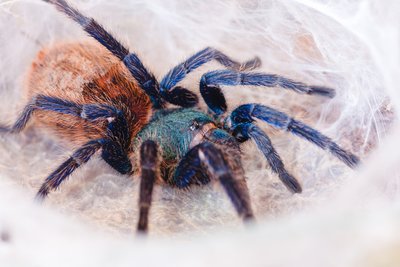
xmin=34 ymin=95 xmax=133 ymax=172
xmin=33 ymin=95 xmax=131 ymax=149
xmin=229 ymin=104 xmax=359 ymax=168
xmin=233 ymin=123 xmax=301 ymax=193
xmin=160 ymin=47 xmax=261 ymax=107
xmin=137 ymin=140 xmax=159 ymax=233
xmin=0 ymin=95 xmax=121 ymax=132
xmin=35 ymin=139 xmax=104 ymax=200
xmin=173 ymin=142 xmax=254 ymax=220
xmin=35 ymin=137 xmax=133 ymax=201
xmin=43 ymin=0 xmax=164 ymax=108
xmin=0 ymin=100 xmax=36 ymax=133
xmin=200 ymin=70 xmax=336 ymax=115
xmin=1 ymin=95 xmax=133 ymax=175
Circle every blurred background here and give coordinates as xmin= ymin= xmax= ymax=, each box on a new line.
xmin=0 ymin=0 xmax=399 ymax=266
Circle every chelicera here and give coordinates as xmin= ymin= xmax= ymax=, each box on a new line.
xmin=0 ymin=0 xmax=359 ymax=233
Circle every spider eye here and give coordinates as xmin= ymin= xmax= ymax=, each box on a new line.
xmin=190 ymin=121 xmax=200 ymax=131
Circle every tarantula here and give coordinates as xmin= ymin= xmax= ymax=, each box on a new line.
xmin=0 ymin=0 xmax=359 ymax=233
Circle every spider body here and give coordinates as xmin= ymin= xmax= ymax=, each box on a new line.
xmin=0 ymin=0 xmax=360 ymax=233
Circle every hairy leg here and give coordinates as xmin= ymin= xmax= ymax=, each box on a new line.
xmin=173 ymin=142 xmax=254 ymax=220
xmin=43 ymin=0 xmax=164 ymax=108
xmin=2 ymin=94 xmax=130 ymax=143
xmin=0 ymin=100 xmax=36 ymax=133
xmin=200 ymin=69 xmax=335 ymax=115
xmin=0 ymin=95 xmax=122 ymax=133
xmin=0 ymin=94 xmax=133 ymax=175
xmin=35 ymin=137 xmax=133 ymax=201
xmin=137 ymin=140 xmax=159 ymax=233
xmin=35 ymin=139 xmax=104 ymax=200
xmin=232 ymin=123 xmax=302 ymax=193
xmin=159 ymin=47 xmax=261 ymax=107
xmin=229 ymin=104 xmax=359 ymax=168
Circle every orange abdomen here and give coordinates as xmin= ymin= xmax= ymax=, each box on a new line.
xmin=26 ymin=42 xmax=152 ymax=146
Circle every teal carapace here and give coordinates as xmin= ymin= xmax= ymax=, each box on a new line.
xmin=136 ymin=108 xmax=214 ymax=161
